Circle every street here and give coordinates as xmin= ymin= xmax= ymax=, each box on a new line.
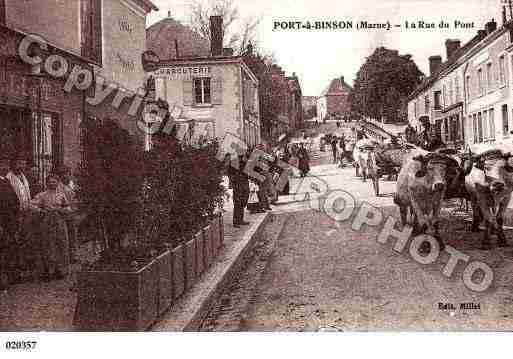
xmin=201 ymin=143 xmax=513 ymax=331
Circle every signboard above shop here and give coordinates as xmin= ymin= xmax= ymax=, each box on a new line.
xmin=154 ymin=66 xmax=212 ymax=79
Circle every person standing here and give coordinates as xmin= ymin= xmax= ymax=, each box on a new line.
xmin=6 ymin=156 xmax=38 ymax=282
xmin=0 ymin=158 xmax=20 ymax=290
xmin=338 ymin=136 xmax=346 ymax=166
xmin=31 ymin=174 xmax=72 ymax=281
xmin=228 ymin=154 xmax=250 ymax=228
xmin=330 ymin=136 xmax=338 ymax=164
xmin=298 ymin=143 xmax=310 ymax=177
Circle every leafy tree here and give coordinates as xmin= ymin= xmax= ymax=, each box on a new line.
xmin=244 ymin=51 xmax=290 ymax=140
xmin=350 ymin=47 xmax=424 ymax=123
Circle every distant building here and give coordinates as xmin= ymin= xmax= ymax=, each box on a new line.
xmin=317 ymin=76 xmax=352 ymax=121
xmin=146 ymin=12 xmax=210 ymax=60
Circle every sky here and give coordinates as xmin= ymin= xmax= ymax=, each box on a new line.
xmin=146 ymin=0 xmax=506 ymax=96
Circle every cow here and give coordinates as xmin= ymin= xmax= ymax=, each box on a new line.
xmin=465 ymin=149 xmax=513 ymax=249
xmin=394 ymin=152 xmax=459 ymax=251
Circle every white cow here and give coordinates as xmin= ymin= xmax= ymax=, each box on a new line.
xmin=465 ymin=148 xmax=513 ymax=249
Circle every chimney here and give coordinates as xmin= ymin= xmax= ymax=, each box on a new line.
xmin=210 ymin=16 xmax=223 ymax=57
xmin=445 ymin=39 xmax=461 ymax=60
xmin=485 ymin=19 xmax=497 ymax=34
xmin=429 ymin=55 xmax=442 ymax=76
xmin=340 ymin=75 xmax=345 ymax=84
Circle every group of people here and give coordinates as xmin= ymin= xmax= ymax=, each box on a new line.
xmin=0 ymin=156 xmax=77 ymax=291
xmin=225 ymin=141 xmax=304 ymax=228
xmin=327 ymin=133 xmax=357 ymax=166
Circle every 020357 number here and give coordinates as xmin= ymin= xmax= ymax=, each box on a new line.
xmin=5 ymin=341 xmax=37 ymax=350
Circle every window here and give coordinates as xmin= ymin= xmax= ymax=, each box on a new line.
xmin=81 ymin=0 xmax=102 ymax=64
xmin=0 ymin=0 xmax=5 ymax=25
xmin=489 ymin=108 xmax=495 ymax=140
xmin=472 ymin=114 xmax=478 ymax=143
xmin=442 ymin=85 xmax=447 ymax=107
xmin=465 ymin=75 xmax=471 ymax=101
xmin=478 ymin=112 xmax=483 ymax=143
xmin=477 ymin=68 xmax=483 ymax=96
xmin=194 ymin=78 xmax=211 ymax=104
xmin=483 ymin=110 xmax=488 ymax=140
xmin=424 ymin=95 xmax=430 ymax=114
xmin=434 ymin=91 xmax=442 ymax=110
xmin=499 ymin=55 xmax=506 ymax=86
xmin=455 ymin=76 xmax=460 ymax=102
xmin=155 ymin=78 xmax=166 ymax=101
xmin=449 ymin=80 xmax=453 ymax=105
xmin=503 ymin=104 xmax=509 ymax=136
xmin=443 ymin=118 xmax=449 ymax=143
xmin=486 ymin=63 xmax=493 ymax=91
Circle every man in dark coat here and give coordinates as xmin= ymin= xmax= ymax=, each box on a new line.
xmin=228 ymin=154 xmax=250 ymax=228
xmin=0 ymin=158 xmax=21 ymax=290
xmin=330 ymin=137 xmax=338 ymax=163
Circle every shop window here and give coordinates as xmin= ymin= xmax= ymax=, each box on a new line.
xmin=194 ymin=78 xmax=211 ymax=105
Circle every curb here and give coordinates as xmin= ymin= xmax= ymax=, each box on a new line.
xmin=152 ymin=212 xmax=271 ymax=332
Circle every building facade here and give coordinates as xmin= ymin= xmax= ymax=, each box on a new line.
xmin=145 ymin=16 xmax=261 ymax=151
xmin=0 ymin=0 xmax=157 ymax=185
xmin=147 ymin=56 xmax=260 ymax=150
xmin=408 ymin=16 xmax=513 ymax=151
xmin=84 ymin=0 xmax=158 ymax=140
xmin=317 ymin=76 xmax=352 ymax=121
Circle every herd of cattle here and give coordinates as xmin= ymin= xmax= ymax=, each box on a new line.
xmin=352 ymin=140 xmax=513 ymax=251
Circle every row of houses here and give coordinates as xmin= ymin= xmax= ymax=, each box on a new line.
xmin=407 ymin=11 xmax=513 ymax=152
xmin=145 ymin=13 xmax=304 ymax=150
xmin=1 ymin=1 xmax=304 ymax=188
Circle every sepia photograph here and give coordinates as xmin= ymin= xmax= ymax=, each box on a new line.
xmin=1 ymin=0 xmax=513 ymax=356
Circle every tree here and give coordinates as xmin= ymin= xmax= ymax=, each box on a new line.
xmin=350 ymin=47 xmax=424 ymax=123
xmin=244 ymin=51 xmax=290 ymax=140
xmin=188 ymin=0 xmax=261 ymax=55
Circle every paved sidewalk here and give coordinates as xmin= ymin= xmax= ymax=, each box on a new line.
xmin=0 ymin=210 xmax=268 ymax=331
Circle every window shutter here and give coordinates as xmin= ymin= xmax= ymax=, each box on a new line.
xmin=212 ymin=78 xmax=223 ymax=105
xmin=183 ymin=79 xmax=193 ymax=106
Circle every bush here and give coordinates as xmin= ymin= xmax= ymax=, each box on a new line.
xmin=137 ymin=140 xmax=225 ymax=249
xmin=78 ymin=118 xmax=226 ymax=271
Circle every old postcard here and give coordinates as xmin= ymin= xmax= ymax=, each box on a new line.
xmin=2 ymin=0 xmax=513 ymax=352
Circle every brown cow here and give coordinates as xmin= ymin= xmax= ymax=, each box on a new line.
xmin=465 ymin=149 xmax=513 ymax=249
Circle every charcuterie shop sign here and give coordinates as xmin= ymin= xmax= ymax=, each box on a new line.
xmin=154 ymin=66 xmax=212 ymax=79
